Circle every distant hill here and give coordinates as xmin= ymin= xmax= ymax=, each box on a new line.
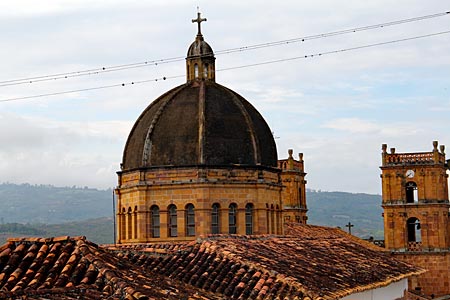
xmin=306 ymin=190 xmax=383 ymax=239
xmin=0 ymin=183 xmax=384 ymax=244
xmin=0 ymin=183 xmax=113 ymax=224
xmin=0 ymin=217 xmax=114 ymax=245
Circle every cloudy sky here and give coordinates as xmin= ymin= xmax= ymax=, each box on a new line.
xmin=1 ymin=1 xmax=449 ymax=194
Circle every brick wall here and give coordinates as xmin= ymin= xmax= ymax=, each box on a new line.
xmin=393 ymin=252 xmax=450 ymax=297
xmin=383 ymin=204 xmax=450 ymax=250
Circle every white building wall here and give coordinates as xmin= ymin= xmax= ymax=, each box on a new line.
xmin=341 ymin=279 xmax=407 ymax=300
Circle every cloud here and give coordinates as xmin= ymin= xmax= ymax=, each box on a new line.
xmin=1 ymin=0 xmax=450 ymax=194
xmin=322 ymin=118 xmax=379 ymax=134
xmin=0 ymin=113 xmax=75 ymax=151
xmin=0 ymin=112 xmax=129 ymax=188
xmin=0 ymin=113 xmax=132 ymax=146
xmin=232 ymin=82 xmax=304 ymax=104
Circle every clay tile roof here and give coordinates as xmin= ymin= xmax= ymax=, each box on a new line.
xmin=108 ymin=223 xmax=424 ymax=300
xmin=0 ymin=225 xmax=423 ymax=299
xmin=0 ymin=236 xmax=220 ymax=299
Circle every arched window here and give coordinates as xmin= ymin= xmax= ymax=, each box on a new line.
xmin=407 ymin=217 xmax=421 ymax=242
xmin=229 ymin=203 xmax=237 ymax=234
xmin=245 ymin=203 xmax=254 ymax=235
xmin=270 ymin=204 xmax=275 ymax=234
xmin=120 ymin=207 xmax=126 ymax=240
xmin=150 ymin=205 xmax=160 ymax=238
xmin=203 ymin=63 xmax=209 ymax=78
xmin=406 ymin=182 xmax=418 ymax=203
xmin=211 ymin=203 xmax=220 ymax=234
xmin=186 ymin=204 xmax=195 ymax=236
xmin=194 ymin=64 xmax=199 ymax=78
xmin=127 ymin=207 xmax=132 ymax=240
xmin=134 ymin=206 xmax=138 ymax=239
xmin=276 ymin=205 xmax=280 ymax=234
xmin=168 ymin=205 xmax=177 ymax=237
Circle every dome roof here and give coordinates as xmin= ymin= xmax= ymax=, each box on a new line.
xmin=187 ymin=37 xmax=214 ymax=58
xmin=121 ymin=12 xmax=277 ymax=171
xmin=122 ymin=80 xmax=277 ymax=170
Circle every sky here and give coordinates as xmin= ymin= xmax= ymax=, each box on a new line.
xmin=0 ymin=1 xmax=449 ymax=194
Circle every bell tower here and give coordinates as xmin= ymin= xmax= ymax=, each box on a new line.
xmin=380 ymin=141 xmax=450 ymax=296
xmin=381 ymin=141 xmax=450 ymax=251
xmin=279 ymin=149 xmax=308 ymax=225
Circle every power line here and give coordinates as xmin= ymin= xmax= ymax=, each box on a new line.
xmin=1 ymin=10 xmax=448 ymax=87
xmin=1 ymin=29 xmax=448 ymax=103
xmin=214 ymin=11 xmax=450 ymax=53
xmin=217 ymin=30 xmax=450 ymax=71
xmin=0 ymin=61 xmax=180 ymax=87
xmin=0 ymin=75 xmax=184 ymax=102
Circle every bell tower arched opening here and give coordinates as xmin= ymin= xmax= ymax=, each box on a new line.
xmin=407 ymin=217 xmax=421 ymax=243
xmin=406 ymin=181 xmax=418 ymax=203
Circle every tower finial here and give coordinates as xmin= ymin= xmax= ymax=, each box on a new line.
xmin=192 ymin=11 xmax=207 ymax=36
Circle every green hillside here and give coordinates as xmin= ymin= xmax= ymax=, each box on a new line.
xmin=0 ymin=183 xmax=113 ymax=224
xmin=0 ymin=217 xmax=114 ymax=245
xmin=307 ymin=190 xmax=383 ymax=239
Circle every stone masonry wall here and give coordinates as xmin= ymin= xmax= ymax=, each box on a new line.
xmin=116 ymin=166 xmax=283 ymax=243
xmin=394 ymin=252 xmax=450 ymax=298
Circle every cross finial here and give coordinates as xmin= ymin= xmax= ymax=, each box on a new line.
xmin=345 ymin=222 xmax=354 ymax=235
xmin=192 ymin=11 xmax=207 ymax=36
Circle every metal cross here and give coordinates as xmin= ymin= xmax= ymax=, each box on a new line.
xmin=345 ymin=222 xmax=354 ymax=234
xmin=192 ymin=12 xmax=207 ymax=35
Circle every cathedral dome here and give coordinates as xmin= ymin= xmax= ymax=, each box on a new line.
xmin=122 ymin=80 xmax=277 ymax=170
xmin=121 ymin=13 xmax=277 ymax=171
xmin=116 ymin=13 xmax=292 ymax=244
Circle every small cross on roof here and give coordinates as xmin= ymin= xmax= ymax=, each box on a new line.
xmin=192 ymin=11 xmax=207 ymax=36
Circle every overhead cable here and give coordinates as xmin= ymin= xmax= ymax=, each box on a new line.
xmin=1 ymin=29 xmax=449 ymax=103
xmin=0 ymin=10 xmax=448 ymax=87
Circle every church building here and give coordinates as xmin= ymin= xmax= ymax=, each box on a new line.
xmin=380 ymin=141 xmax=450 ymax=298
xmin=115 ymin=13 xmax=307 ymax=243
xmin=0 ymin=13 xmax=426 ymax=300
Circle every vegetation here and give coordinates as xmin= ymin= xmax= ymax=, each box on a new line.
xmin=0 ymin=217 xmax=114 ymax=246
xmin=306 ymin=189 xmax=383 ymax=239
xmin=0 ymin=183 xmax=113 ymax=224
xmin=0 ymin=223 xmax=46 ymax=236
xmin=0 ymin=183 xmax=384 ymax=245
xmin=40 ymin=217 xmax=114 ymax=244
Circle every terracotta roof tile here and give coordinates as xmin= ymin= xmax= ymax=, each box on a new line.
xmin=0 ymin=236 xmax=221 ymax=299
xmin=111 ymin=223 xmax=423 ymax=300
xmin=0 ymin=224 xmax=423 ymax=299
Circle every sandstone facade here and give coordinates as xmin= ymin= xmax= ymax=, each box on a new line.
xmin=381 ymin=141 xmax=450 ymax=297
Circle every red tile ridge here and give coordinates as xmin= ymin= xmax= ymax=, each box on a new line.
xmin=7 ymin=236 xmax=87 ymax=244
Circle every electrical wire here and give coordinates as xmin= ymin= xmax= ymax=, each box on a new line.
xmin=1 ymin=29 xmax=449 ymax=103
xmin=217 ymin=30 xmax=450 ymax=72
xmin=214 ymin=11 xmax=450 ymax=54
xmin=0 ymin=10 xmax=448 ymax=87
xmin=0 ymin=75 xmax=185 ymax=103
